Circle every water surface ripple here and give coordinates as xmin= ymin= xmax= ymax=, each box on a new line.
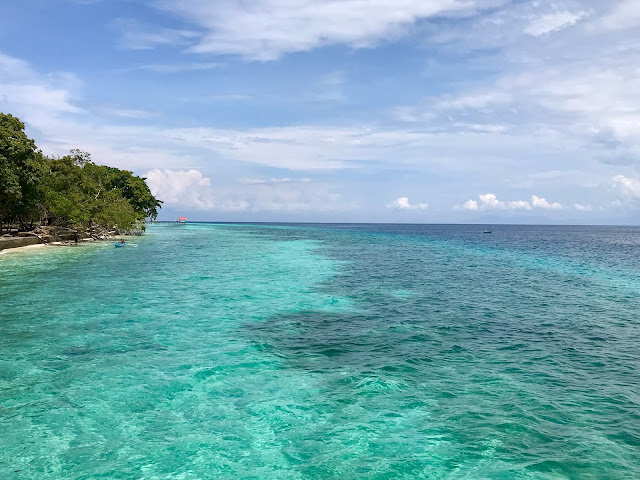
xmin=1 ymin=224 xmax=639 ymax=479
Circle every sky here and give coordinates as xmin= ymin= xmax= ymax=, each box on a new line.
xmin=2 ymin=0 xmax=640 ymax=223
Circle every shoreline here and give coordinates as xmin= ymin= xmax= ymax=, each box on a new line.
xmin=0 ymin=243 xmax=50 ymax=255
xmin=0 ymin=237 xmax=128 ymax=256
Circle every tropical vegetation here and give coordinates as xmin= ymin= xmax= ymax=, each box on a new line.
xmin=0 ymin=113 xmax=161 ymax=233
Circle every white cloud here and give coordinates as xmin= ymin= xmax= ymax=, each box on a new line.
xmin=0 ymin=83 xmax=80 ymax=115
xmin=457 ymin=193 xmax=564 ymax=211
xmin=395 ymin=2 xmax=640 ymax=151
xmin=100 ymin=105 xmax=159 ymax=119
xmin=436 ymin=92 xmax=512 ymax=110
xmin=150 ymin=0 xmax=503 ymax=60
xmin=137 ymin=62 xmax=222 ymax=73
xmin=24 ymin=100 xmax=573 ymax=176
xmin=242 ymin=178 xmax=351 ymax=213
xmin=145 ymin=169 xmax=250 ymax=211
xmin=239 ymin=177 xmax=312 ymax=184
xmin=574 ymin=203 xmax=593 ymax=211
xmin=456 ymin=123 xmax=508 ymax=133
xmin=0 ymin=52 xmax=34 ymax=80
xmin=412 ymin=65 xmax=640 ymax=146
xmin=524 ymin=10 xmax=588 ymax=37
xmin=399 ymin=35 xmax=640 ymax=179
xmin=478 ymin=193 xmax=532 ymax=210
xmin=388 ymin=197 xmax=428 ymax=210
xmin=146 ymin=169 xmax=211 ymax=199
xmin=161 ymin=125 xmax=455 ymax=170
xmin=600 ymin=0 xmax=640 ymax=31
xmin=113 ymin=18 xmax=198 ymax=50
xmin=478 ymin=193 xmax=501 ymax=208
xmin=0 ymin=52 xmax=82 ymax=129
xmin=612 ymin=175 xmax=640 ymax=199
xmin=531 ymin=195 xmax=563 ymax=209
xmin=145 ymin=169 xmax=351 ymax=213
xmin=460 ymin=199 xmax=479 ymax=211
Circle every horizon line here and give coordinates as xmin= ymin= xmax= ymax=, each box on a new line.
xmin=149 ymin=220 xmax=640 ymax=227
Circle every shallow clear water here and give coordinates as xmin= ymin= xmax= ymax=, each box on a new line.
xmin=1 ymin=223 xmax=639 ymax=479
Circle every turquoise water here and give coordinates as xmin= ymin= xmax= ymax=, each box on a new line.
xmin=1 ymin=223 xmax=639 ymax=479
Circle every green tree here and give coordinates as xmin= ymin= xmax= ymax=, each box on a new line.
xmin=93 ymin=191 xmax=138 ymax=230
xmin=40 ymin=155 xmax=92 ymax=227
xmin=93 ymin=165 xmax=162 ymax=219
xmin=0 ymin=113 xmax=42 ymax=227
xmin=2 ymin=113 xmax=162 ymax=233
xmin=41 ymin=152 xmax=162 ymax=231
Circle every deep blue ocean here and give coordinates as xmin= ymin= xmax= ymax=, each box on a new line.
xmin=1 ymin=223 xmax=639 ymax=479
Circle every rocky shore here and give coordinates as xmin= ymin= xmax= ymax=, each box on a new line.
xmin=0 ymin=225 xmax=143 ymax=252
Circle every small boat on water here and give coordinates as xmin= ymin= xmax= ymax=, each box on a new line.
xmin=483 ymin=229 xmax=492 ymax=234
xmin=114 ymin=241 xmax=137 ymax=248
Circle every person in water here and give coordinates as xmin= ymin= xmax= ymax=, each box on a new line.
xmin=119 ymin=239 xmax=126 ymax=244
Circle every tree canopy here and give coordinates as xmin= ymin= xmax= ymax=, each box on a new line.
xmin=0 ymin=114 xmax=42 ymax=225
xmin=0 ymin=113 xmax=161 ymax=231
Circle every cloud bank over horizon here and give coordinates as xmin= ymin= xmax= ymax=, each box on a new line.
xmin=2 ymin=0 xmax=640 ymax=222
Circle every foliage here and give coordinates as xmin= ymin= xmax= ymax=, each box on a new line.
xmin=0 ymin=112 xmax=162 ymax=231
xmin=0 ymin=113 xmax=42 ymax=226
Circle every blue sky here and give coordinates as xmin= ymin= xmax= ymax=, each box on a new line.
xmin=2 ymin=0 xmax=640 ymax=223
